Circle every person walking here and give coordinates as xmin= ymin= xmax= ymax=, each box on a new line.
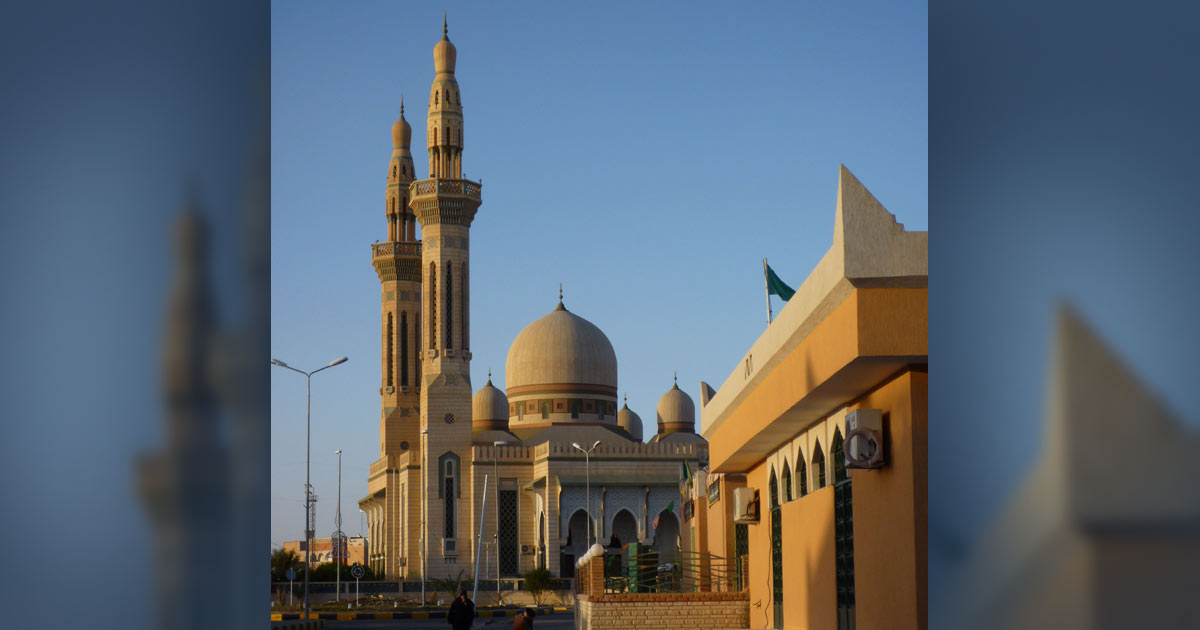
xmin=513 ymin=607 xmax=537 ymax=630
xmin=448 ymin=590 xmax=476 ymax=630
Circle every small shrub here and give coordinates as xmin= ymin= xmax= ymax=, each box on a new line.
xmin=523 ymin=567 xmax=553 ymax=606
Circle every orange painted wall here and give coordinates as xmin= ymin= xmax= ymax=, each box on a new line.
xmin=781 ymin=486 xmax=837 ymax=630
xmin=845 ymin=369 xmax=926 ymax=630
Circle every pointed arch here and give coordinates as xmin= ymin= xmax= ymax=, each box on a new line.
xmin=428 ymin=262 xmax=437 ymax=349
xmin=798 ymin=456 xmax=808 ymax=497
xmin=400 ymin=311 xmax=409 ymax=387
xmin=444 ymin=261 xmax=453 ymax=349
xmin=832 ymin=428 xmax=847 ymax=484
xmin=812 ymin=439 xmax=827 ymax=490
xmin=386 ymin=312 xmax=394 ymax=388
xmin=781 ymin=459 xmax=793 ymax=502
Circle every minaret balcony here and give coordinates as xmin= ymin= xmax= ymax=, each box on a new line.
xmin=372 ymin=241 xmax=423 ymax=259
xmin=408 ymin=178 xmax=482 ymax=203
xmin=372 ymin=241 xmax=423 ymax=283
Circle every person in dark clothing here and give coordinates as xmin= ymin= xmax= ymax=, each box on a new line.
xmin=447 ymin=590 xmax=475 ymax=630
xmin=513 ymin=607 xmax=537 ymax=630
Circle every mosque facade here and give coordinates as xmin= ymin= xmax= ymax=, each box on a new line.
xmin=358 ymin=21 xmax=705 ymax=581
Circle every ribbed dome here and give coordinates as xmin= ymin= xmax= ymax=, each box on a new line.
xmin=472 ymin=376 xmax=508 ymax=431
xmin=656 ymin=380 xmax=695 ymax=435
xmin=505 ymin=300 xmax=617 ymax=390
xmin=433 ymin=17 xmax=456 ymax=75
xmin=391 ymin=102 xmax=411 ymax=149
xmin=617 ymin=400 xmax=644 ymax=442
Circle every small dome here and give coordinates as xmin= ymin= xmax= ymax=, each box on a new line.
xmin=505 ymin=300 xmax=617 ymax=391
xmin=617 ymin=398 xmax=644 ymax=442
xmin=472 ymin=376 xmax=508 ymax=431
xmin=655 ymin=378 xmax=695 ymax=435
xmin=433 ymin=16 xmax=456 ymax=75
xmin=391 ymin=101 xmax=411 ymax=149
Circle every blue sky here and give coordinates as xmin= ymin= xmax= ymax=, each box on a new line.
xmin=271 ymin=1 xmax=928 ymax=548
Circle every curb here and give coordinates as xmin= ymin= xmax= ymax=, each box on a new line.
xmin=270 ymin=621 xmax=325 ymax=629
xmin=271 ymin=606 xmax=570 ymax=622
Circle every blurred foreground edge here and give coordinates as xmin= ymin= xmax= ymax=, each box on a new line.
xmin=946 ymin=304 xmax=1200 ymax=629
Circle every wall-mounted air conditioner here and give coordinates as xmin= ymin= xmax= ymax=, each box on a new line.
xmin=521 ymin=544 xmax=535 ymax=555
xmin=442 ymin=538 xmax=457 ymax=556
xmin=845 ymin=409 xmax=885 ymax=469
xmin=733 ymin=487 xmax=758 ymax=524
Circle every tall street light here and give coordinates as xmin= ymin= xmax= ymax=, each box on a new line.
xmin=420 ymin=428 xmax=430 ymax=607
xmin=571 ymin=440 xmax=602 ymax=547
xmin=271 ymin=355 xmax=348 ymax=619
xmin=492 ymin=440 xmax=507 ymax=603
xmin=335 ymin=449 xmax=343 ymax=604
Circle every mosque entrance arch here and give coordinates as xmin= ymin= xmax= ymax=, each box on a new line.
xmin=608 ymin=509 xmax=638 ymax=550
xmin=561 ymin=509 xmax=590 ymax=578
xmin=652 ymin=511 xmax=680 ymax=561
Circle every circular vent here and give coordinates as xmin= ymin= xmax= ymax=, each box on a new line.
xmin=444 ymin=412 xmax=455 ymax=424
xmin=400 ymin=441 xmax=410 ymax=451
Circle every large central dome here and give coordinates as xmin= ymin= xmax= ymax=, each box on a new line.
xmin=504 ymin=299 xmax=619 ymax=430
xmin=506 ymin=301 xmax=617 ymax=390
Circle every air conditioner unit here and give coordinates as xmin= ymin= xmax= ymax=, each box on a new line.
xmin=733 ymin=487 xmax=758 ymax=524
xmin=442 ymin=538 xmax=457 ymax=556
xmin=521 ymin=544 xmax=534 ymax=555
xmin=845 ymin=409 xmax=885 ymax=469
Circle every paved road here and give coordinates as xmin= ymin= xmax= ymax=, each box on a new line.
xmin=313 ymin=616 xmax=574 ymax=629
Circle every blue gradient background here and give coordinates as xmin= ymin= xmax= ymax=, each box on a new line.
xmin=929 ymin=0 xmax=1200 ymax=622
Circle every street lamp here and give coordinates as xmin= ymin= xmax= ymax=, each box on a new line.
xmin=571 ymin=440 xmax=602 ymax=546
xmin=271 ymin=355 xmax=348 ymax=619
xmin=335 ymin=449 xmax=343 ymax=605
xmin=492 ymin=440 xmax=507 ymax=603
xmin=420 ymin=428 xmax=430 ymax=607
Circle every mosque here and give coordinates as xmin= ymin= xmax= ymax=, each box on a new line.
xmin=357 ymin=20 xmax=705 ymax=581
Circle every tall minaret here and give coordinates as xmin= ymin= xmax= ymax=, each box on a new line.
xmin=368 ymin=100 xmax=422 ymax=580
xmin=413 ymin=15 xmax=481 ymax=577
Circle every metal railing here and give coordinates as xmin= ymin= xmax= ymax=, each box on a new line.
xmin=409 ymin=178 xmax=482 ymax=199
xmin=602 ymin=548 xmax=743 ymax=594
xmin=371 ymin=242 xmax=422 ymax=257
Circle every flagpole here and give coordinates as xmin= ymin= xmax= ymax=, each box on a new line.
xmin=763 ymin=258 xmax=772 ymax=325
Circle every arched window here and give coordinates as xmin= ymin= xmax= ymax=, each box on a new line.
xmin=428 ymin=262 xmax=437 ymax=348
xmin=445 ymin=127 xmax=450 ymax=147
xmin=400 ymin=311 xmax=409 ymax=387
xmin=461 ymin=263 xmax=468 ymax=350
xmin=434 ymin=92 xmax=439 ymax=105
xmin=769 ymin=467 xmax=783 ymax=627
xmin=813 ymin=440 xmax=827 ymax=490
xmin=445 ymin=89 xmax=450 ymax=103
xmin=782 ymin=462 xmax=792 ymax=502
xmin=432 ymin=127 xmax=437 ymax=143
xmin=386 ymin=313 xmax=394 ymax=388
xmin=438 ymin=452 xmax=460 ymax=539
xmin=799 ymin=458 xmax=808 ymax=497
xmin=414 ymin=320 xmax=421 ymax=389
xmin=444 ymin=262 xmax=453 ymax=349
xmin=832 ymin=429 xmax=847 ymax=484
xmin=401 ymin=164 xmax=407 ymax=176
xmin=392 ymin=165 xmax=396 ymax=177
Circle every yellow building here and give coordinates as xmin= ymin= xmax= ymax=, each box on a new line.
xmin=691 ymin=166 xmax=927 ymax=629
xmin=282 ymin=536 xmax=367 ymax=568
xmin=358 ymin=20 xmax=703 ymax=585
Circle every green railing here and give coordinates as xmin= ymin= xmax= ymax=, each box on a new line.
xmin=602 ymin=546 xmax=743 ymax=594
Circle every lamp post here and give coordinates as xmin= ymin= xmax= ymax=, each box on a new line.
xmin=571 ymin=440 xmax=602 ymax=546
xmin=420 ymin=428 xmax=430 ymax=607
xmin=493 ymin=440 xmax=507 ymax=603
xmin=271 ymin=355 xmax=349 ymax=619
xmin=335 ymin=449 xmax=343 ymax=604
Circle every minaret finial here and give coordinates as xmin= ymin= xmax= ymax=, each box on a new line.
xmin=559 ymin=282 xmax=563 ymax=302
xmin=487 ymin=368 xmax=492 ymax=384
xmin=442 ymin=12 xmax=448 ymax=37
xmin=673 ymin=372 xmax=678 ymax=388
xmin=400 ymin=94 xmax=404 ymax=115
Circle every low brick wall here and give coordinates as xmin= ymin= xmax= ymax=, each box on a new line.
xmin=573 ymin=556 xmax=749 ymax=630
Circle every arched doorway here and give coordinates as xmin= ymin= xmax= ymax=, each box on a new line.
xmin=652 ymin=511 xmax=680 ymax=562
xmin=560 ymin=509 xmax=590 ymax=578
xmin=609 ymin=509 xmax=638 ymax=550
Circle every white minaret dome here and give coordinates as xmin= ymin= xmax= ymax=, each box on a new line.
xmin=433 ymin=14 xmax=457 ymax=75
xmin=472 ymin=373 xmax=509 ymax=431
xmin=391 ymin=99 xmax=411 ymax=149
xmin=617 ymin=396 xmax=644 ymax=442
xmin=655 ymin=376 xmax=696 ymax=435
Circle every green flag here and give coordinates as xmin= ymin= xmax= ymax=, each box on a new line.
xmin=682 ymin=461 xmax=691 ymax=483
xmin=765 ymin=263 xmax=795 ymax=301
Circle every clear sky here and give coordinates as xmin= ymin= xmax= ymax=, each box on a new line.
xmin=271 ymin=1 xmax=928 ymax=548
